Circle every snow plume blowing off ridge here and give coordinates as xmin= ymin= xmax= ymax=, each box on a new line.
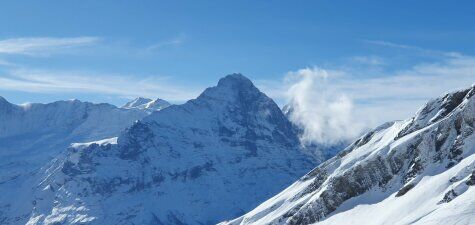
xmin=284 ymin=67 xmax=364 ymax=145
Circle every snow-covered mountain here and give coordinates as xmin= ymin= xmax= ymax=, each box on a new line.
xmin=3 ymin=74 xmax=325 ymax=225
xmin=122 ymin=97 xmax=171 ymax=111
xmin=121 ymin=97 xmax=154 ymax=109
xmin=0 ymin=98 xmax=148 ymax=141
xmin=221 ymin=85 xmax=475 ymax=225
xmin=0 ymin=98 xmax=156 ymax=224
xmin=0 ymin=97 xmax=150 ymax=178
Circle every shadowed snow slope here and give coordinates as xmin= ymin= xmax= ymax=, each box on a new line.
xmin=9 ymin=74 xmax=323 ymax=225
xmin=220 ymin=84 xmax=475 ymax=225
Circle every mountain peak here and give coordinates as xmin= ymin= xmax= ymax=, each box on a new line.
xmin=121 ymin=97 xmax=171 ymax=112
xmin=217 ymin=73 xmax=254 ymax=88
xmin=0 ymin=96 xmax=9 ymax=104
xmin=144 ymin=98 xmax=171 ymax=110
xmin=121 ymin=97 xmax=153 ymax=109
xmin=35 ymin=73 xmax=317 ymax=225
xmin=197 ymin=73 xmax=261 ymax=103
xmin=396 ymin=85 xmax=475 ymax=139
xmin=0 ymin=96 xmax=13 ymax=108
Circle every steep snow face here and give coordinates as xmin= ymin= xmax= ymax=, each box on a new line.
xmin=17 ymin=74 xmax=320 ymax=225
xmin=122 ymin=97 xmax=171 ymax=111
xmin=221 ymin=85 xmax=475 ymax=225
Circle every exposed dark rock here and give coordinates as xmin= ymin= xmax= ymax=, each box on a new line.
xmin=466 ymin=171 xmax=475 ymax=186
xmin=395 ymin=183 xmax=415 ymax=197
xmin=438 ymin=189 xmax=457 ymax=204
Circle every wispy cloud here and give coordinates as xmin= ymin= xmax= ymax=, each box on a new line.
xmin=0 ymin=58 xmax=14 ymax=66
xmin=146 ymin=36 xmax=184 ymax=52
xmin=0 ymin=68 xmax=201 ymax=102
xmin=283 ymin=67 xmax=363 ymax=144
xmin=349 ymin=55 xmax=386 ymax=66
xmin=365 ymin=40 xmax=463 ymax=58
xmin=0 ymin=35 xmax=199 ymax=103
xmin=0 ymin=37 xmax=100 ymax=56
xmin=365 ymin=40 xmax=415 ymax=50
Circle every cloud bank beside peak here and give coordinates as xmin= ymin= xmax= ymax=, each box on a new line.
xmin=262 ymin=52 xmax=475 ymax=145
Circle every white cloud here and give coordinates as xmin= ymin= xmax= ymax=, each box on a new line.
xmin=0 ymin=69 xmax=201 ymax=102
xmin=261 ymin=54 xmax=475 ymax=145
xmin=0 ymin=37 xmax=100 ymax=56
xmin=283 ymin=67 xmax=365 ymax=144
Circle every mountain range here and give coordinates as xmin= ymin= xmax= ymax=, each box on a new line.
xmin=0 ymin=74 xmax=334 ymax=225
xmin=0 ymin=96 xmax=171 ymax=224
xmin=1 ymin=74 xmax=474 ymax=225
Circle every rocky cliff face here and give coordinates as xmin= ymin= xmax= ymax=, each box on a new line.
xmin=221 ymin=85 xmax=475 ymax=225
xmin=9 ymin=74 xmax=322 ymax=225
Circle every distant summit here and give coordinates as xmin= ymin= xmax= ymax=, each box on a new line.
xmin=0 ymin=96 xmax=15 ymax=111
xmin=121 ymin=97 xmax=153 ymax=108
xmin=142 ymin=98 xmax=171 ymax=111
xmin=121 ymin=97 xmax=171 ymax=111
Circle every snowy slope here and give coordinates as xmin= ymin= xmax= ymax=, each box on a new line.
xmin=221 ymin=85 xmax=475 ymax=225
xmin=9 ymin=74 xmax=323 ymax=225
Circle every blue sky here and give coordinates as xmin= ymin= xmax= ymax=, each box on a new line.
xmin=0 ymin=1 xmax=474 ymax=129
